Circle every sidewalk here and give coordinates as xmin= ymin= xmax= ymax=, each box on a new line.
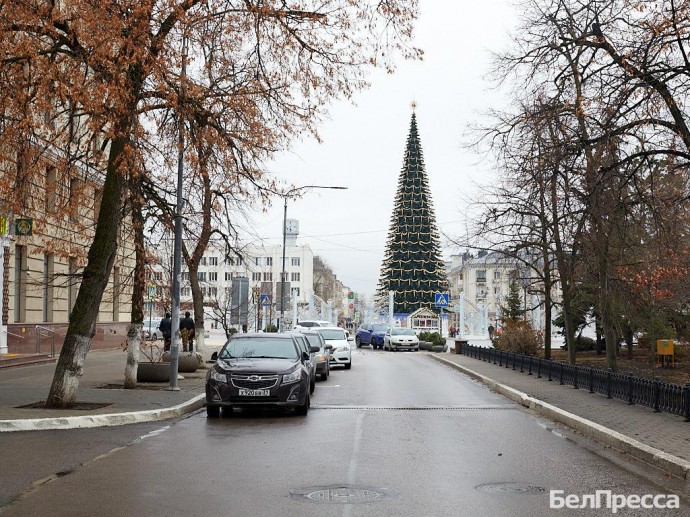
xmin=0 ymin=334 xmax=227 ymax=432
xmin=432 ymin=346 xmax=690 ymax=479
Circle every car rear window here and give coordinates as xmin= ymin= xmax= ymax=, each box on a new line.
xmin=303 ymin=334 xmax=322 ymax=350
xmin=318 ymin=329 xmax=347 ymax=340
xmin=220 ymin=337 xmax=298 ymax=359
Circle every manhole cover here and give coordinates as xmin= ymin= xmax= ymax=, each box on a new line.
xmin=476 ymin=483 xmax=547 ymax=495
xmin=290 ymin=485 xmax=395 ymax=504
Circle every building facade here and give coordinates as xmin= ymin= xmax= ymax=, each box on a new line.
xmin=2 ymin=163 xmax=135 ymax=355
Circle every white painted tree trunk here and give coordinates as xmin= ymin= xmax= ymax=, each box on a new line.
xmin=124 ymin=323 xmax=141 ymax=389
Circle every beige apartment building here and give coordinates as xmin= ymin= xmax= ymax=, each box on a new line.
xmin=2 ymin=162 xmax=134 ymax=355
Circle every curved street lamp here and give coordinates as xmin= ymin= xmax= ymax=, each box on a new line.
xmin=279 ymin=185 xmax=347 ymax=331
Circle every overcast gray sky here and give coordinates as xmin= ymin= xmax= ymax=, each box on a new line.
xmin=254 ymin=0 xmax=518 ymax=295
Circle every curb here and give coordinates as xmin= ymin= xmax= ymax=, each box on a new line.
xmin=431 ymin=355 xmax=690 ymax=480
xmin=0 ymin=394 xmax=206 ymax=433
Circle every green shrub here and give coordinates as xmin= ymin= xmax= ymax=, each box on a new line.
xmin=265 ymin=324 xmax=278 ymax=333
xmin=560 ymin=336 xmax=596 ymax=352
xmin=228 ymin=327 xmax=238 ymax=335
xmin=418 ymin=331 xmax=431 ymax=342
xmin=427 ymin=332 xmax=446 ymax=347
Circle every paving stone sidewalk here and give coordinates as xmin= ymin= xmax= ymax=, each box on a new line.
xmin=437 ymin=352 xmax=690 ymax=463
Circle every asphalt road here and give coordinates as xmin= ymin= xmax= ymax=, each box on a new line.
xmin=2 ymin=349 xmax=688 ymax=516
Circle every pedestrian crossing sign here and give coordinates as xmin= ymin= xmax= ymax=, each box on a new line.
xmin=260 ymin=294 xmax=272 ymax=306
xmin=434 ymin=293 xmax=449 ymax=307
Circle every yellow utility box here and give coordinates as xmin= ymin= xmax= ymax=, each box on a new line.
xmin=656 ymin=339 xmax=675 ymax=368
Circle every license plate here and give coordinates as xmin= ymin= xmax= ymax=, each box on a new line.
xmin=238 ymin=388 xmax=270 ymax=396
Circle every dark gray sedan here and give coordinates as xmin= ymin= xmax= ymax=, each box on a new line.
xmin=206 ymin=333 xmax=318 ymax=417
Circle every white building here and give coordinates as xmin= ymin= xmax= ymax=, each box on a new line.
xmin=447 ymin=250 xmax=559 ymax=335
xmin=154 ymin=219 xmax=315 ymax=330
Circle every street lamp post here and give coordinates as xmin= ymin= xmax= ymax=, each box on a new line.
xmin=279 ymin=185 xmax=347 ymax=332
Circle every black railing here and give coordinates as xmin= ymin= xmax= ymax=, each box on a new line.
xmin=461 ymin=344 xmax=690 ymax=421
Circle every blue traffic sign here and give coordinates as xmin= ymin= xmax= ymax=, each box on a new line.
xmin=260 ymin=293 xmax=272 ymax=307
xmin=434 ymin=292 xmax=449 ymax=307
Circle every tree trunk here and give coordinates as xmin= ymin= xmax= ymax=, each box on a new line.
xmin=125 ymin=176 xmax=146 ymax=388
xmin=45 ymin=133 xmax=128 ymax=408
xmin=124 ymin=323 xmax=141 ymax=388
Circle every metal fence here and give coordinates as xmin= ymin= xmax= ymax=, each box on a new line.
xmin=461 ymin=344 xmax=690 ymax=421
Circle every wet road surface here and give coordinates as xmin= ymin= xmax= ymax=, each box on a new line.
xmin=2 ymin=349 xmax=688 ymax=516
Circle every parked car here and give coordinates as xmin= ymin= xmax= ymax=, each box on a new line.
xmin=316 ymin=327 xmax=352 ymax=369
xmin=355 ymin=323 xmax=389 ymax=349
xmin=205 ymin=333 xmax=318 ymax=417
xmin=383 ymin=327 xmax=420 ymax=352
xmin=290 ymin=332 xmax=317 ymax=394
xmin=142 ymin=318 xmax=163 ymax=340
xmin=292 ymin=319 xmax=332 ymax=331
xmin=300 ymin=330 xmax=332 ymax=381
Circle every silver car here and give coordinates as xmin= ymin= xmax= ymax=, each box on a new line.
xmin=384 ymin=327 xmax=419 ymax=351
xmin=317 ymin=327 xmax=352 ymax=370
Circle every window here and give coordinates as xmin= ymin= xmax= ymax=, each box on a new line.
xmin=201 ymin=286 xmax=207 ymax=297
xmin=43 ymin=254 xmax=54 ymax=322
xmin=209 ymin=272 xmax=218 ymax=282
xmin=255 ymin=257 xmax=260 ymax=266
xmin=291 ymin=257 xmax=300 ymax=267
xmin=181 ymin=287 xmax=191 ymax=297
xmin=494 ymin=271 xmax=501 ymax=280
xmin=225 ymin=272 xmax=233 ymax=281
xmin=209 ymin=286 xmax=217 ymax=297
xmin=153 ymin=271 xmax=162 ymax=281
xmin=14 ymin=245 xmax=26 ymax=322
xmin=200 ymin=257 xmax=207 ymax=266
xmin=263 ymin=272 xmax=273 ymax=282
xmin=237 ymin=257 xmax=243 ymax=266
xmin=181 ymin=272 xmax=189 ymax=282
xmin=209 ymin=256 xmax=218 ymax=266
xmin=45 ymin=167 xmax=57 ymax=213
xmin=197 ymin=272 xmax=207 ymax=282
xmin=266 ymin=257 xmax=273 ymax=266
xmin=112 ymin=266 xmax=120 ymax=321
xmin=291 ymin=272 xmax=300 ymax=282
xmin=93 ymin=186 xmax=102 ymax=220
xmin=494 ymin=287 xmax=501 ymax=295
xmin=252 ymin=272 xmax=261 ymax=281
xmin=291 ymin=287 xmax=300 ymax=297
xmin=69 ymin=177 xmax=82 ymax=222
xmin=67 ymin=257 xmax=78 ymax=317
xmin=476 ymin=270 xmax=486 ymax=282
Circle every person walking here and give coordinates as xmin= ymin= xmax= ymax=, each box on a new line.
xmin=180 ymin=311 xmax=195 ymax=352
xmin=159 ymin=312 xmax=172 ymax=351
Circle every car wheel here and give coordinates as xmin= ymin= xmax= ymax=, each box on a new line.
xmin=296 ymin=392 xmax=310 ymax=416
xmin=344 ymin=361 xmax=351 ymax=370
xmin=355 ymin=336 xmax=361 ymax=348
xmin=206 ymin=405 xmax=220 ymax=418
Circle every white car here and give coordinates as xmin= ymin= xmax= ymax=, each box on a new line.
xmin=293 ymin=319 xmax=332 ymax=331
xmin=384 ymin=327 xmax=419 ymax=351
xmin=142 ymin=318 xmax=163 ymax=340
xmin=316 ymin=326 xmax=352 ymax=369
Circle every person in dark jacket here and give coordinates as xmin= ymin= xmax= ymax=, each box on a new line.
xmin=180 ymin=311 xmax=195 ymax=352
xmin=159 ymin=313 xmax=172 ymax=351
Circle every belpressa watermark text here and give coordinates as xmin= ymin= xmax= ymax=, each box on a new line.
xmin=550 ymin=490 xmax=680 ymax=513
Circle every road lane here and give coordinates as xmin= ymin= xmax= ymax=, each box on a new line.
xmin=3 ymin=349 xmax=687 ymax=516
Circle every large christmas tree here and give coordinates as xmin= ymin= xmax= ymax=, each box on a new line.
xmin=377 ymin=110 xmax=449 ymax=313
